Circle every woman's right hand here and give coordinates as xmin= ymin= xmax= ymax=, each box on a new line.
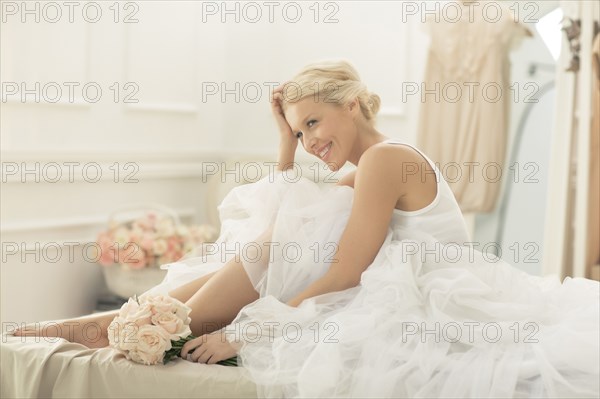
xmin=271 ymin=83 xmax=298 ymax=150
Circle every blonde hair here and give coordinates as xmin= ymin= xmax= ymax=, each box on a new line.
xmin=281 ymin=60 xmax=381 ymax=125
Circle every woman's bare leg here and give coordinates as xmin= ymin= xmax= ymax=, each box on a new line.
xmin=167 ymin=270 xmax=218 ymax=303
xmin=12 ymin=270 xmax=221 ymax=348
xmin=185 ymin=256 xmax=260 ymax=336
xmin=12 ymin=309 xmax=119 ymax=348
xmin=13 ymin=225 xmax=274 ymax=346
xmin=182 ymin=226 xmax=276 ymax=336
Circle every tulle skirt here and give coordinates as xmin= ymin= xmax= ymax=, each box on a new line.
xmin=141 ymin=171 xmax=600 ymax=398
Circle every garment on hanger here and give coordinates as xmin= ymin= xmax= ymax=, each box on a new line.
xmin=588 ymin=32 xmax=600 ymax=279
xmin=417 ymin=0 xmax=530 ymax=213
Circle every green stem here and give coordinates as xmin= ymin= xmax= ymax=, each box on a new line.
xmin=162 ymin=335 xmax=238 ymax=366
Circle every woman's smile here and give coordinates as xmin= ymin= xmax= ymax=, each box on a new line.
xmin=318 ymin=142 xmax=333 ymax=161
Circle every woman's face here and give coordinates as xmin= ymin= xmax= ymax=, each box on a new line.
xmin=284 ymin=96 xmax=357 ymax=171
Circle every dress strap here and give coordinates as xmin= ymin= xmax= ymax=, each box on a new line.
xmin=381 ymin=138 xmax=443 ymax=215
xmin=381 ymin=139 xmax=438 ymax=175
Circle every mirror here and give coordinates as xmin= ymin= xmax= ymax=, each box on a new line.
xmin=473 ymin=2 xmax=562 ymax=276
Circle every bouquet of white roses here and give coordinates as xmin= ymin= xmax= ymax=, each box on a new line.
xmin=107 ymin=294 xmax=237 ymax=366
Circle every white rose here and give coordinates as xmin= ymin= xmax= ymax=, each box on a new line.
xmin=142 ymin=294 xmax=174 ymax=313
xmin=156 ymin=218 xmax=175 ymax=237
xmin=107 ymin=316 xmax=125 ymax=349
xmin=197 ymin=224 xmax=218 ymax=241
xmin=151 ymin=311 xmax=191 ymax=340
xmin=152 ymin=239 xmax=168 ymax=256
xmin=126 ymin=349 xmax=145 ymax=364
xmin=143 ymin=295 xmax=191 ymax=321
xmin=119 ymin=298 xmax=152 ymax=326
xmin=114 ymin=227 xmax=131 ymax=246
xmin=133 ymin=325 xmax=172 ymax=365
xmin=108 ymin=317 xmax=140 ymax=351
xmin=172 ymin=301 xmax=192 ymax=325
xmin=176 ymin=225 xmax=189 ymax=237
xmin=131 ymin=223 xmax=144 ymax=237
xmin=188 ymin=224 xmax=218 ymax=245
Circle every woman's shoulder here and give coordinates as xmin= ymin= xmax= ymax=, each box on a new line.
xmin=335 ymin=141 xmax=431 ymax=193
xmin=354 ymin=143 xmax=412 ymax=195
xmin=356 ymin=141 xmax=436 ymax=200
xmin=359 ymin=141 xmax=422 ymax=176
xmin=335 ymin=142 xmax=407 ymax=188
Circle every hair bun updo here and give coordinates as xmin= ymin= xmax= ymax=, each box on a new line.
xmin=282 ymin=59 xmax=382 ymax=126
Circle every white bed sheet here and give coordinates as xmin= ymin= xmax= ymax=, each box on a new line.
xmin=1 ymin=332 xmax=258 ymax=398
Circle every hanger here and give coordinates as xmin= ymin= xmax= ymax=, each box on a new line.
xmin=458 ymin=0 xmax=534 ymax=37
xmin=518 ymin=21 xmax=534 ymax=37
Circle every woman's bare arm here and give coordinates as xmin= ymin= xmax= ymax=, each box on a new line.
xmin=336 ymin=170 xmax=357 ymax=188
xmin=271 ymin=83 xmax=298 ymax=171
xmin=277 ymin=142 xmax=297 ymax=171
xmin=286 ymin=145 xmax=405 ymax=307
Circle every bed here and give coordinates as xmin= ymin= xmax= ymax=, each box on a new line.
xmin=1 ymin=332 xmax=258 ymax=398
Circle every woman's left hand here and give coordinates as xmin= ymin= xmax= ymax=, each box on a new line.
xmin=180 ymin=331 xmax=237 ymax=364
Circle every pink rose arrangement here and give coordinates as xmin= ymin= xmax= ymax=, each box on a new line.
xmin=107 ymin=294 xmax=237 ymax=366
xmin=96 ymin=211 xmax=218 ymax=270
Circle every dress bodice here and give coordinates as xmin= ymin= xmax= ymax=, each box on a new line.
xmin=383 ymin=139 xmax=471 ymax=245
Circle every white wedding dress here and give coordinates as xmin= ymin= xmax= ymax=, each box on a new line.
xmin=141 ymin=139 xmax=600 ymax=398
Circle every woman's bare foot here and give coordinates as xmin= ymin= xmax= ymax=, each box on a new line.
xmin=12 ymin=311 xmax=118 ymax=349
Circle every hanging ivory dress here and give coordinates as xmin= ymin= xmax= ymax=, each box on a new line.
xmin=417 ymin=1 xmax=531 ymax=213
